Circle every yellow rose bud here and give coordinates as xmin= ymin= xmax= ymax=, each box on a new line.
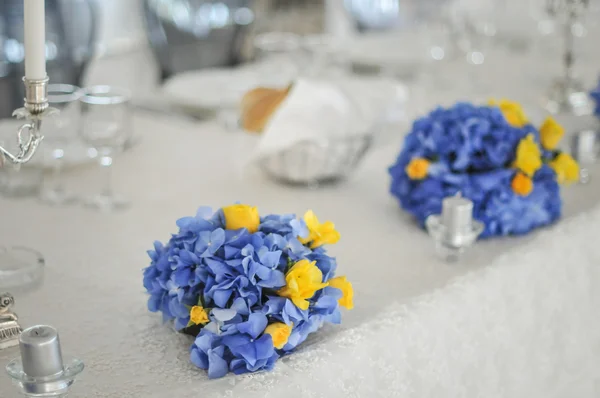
xmin=513 ymin=134 xmax=542 ymax=177
xmin=222 ymin=204 xmax=260 ymax=233
xmin=405 ymin=157 xmax=429 ymax=180
xmin=277 ymin=259 xmax=328 ymax=310
xmin=327 ymin=276 xmax=354 ymax=310
xmin=489 ymin=99 xmax=529 ymax=128
xmin=190 ymin=306 xmax=209 ymax=325
xmin=264 ymin=322 xmax=293 ymax=349
xmin=511 ymin=172 xmax=533 ymax=197
xmin=550 ymin=152 xmax=580 ymax=184
xmin=299 ymin=210 xmax=340 ymax=249
xmin=539 ymin=116 xmax=565 ymax=150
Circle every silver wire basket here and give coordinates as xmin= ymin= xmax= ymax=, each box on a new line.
xmin=258 ymin=134 xmax=372 ymax=186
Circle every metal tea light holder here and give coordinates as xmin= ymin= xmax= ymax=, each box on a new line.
xmin=6 ymin=325 xmax=84 ymax=397
xmin=545 ymin=0 xmax=593 ymax=115
xmin=426 ymin=194 xmax=484 ymax=262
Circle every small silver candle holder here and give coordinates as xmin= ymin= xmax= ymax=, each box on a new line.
xmin=0 ymin=293 xmax=22 ymax=350
xmin=571 ymin=129 xmax=599 ymax=184
xmin=6 ymin=325 xmax=84 ymax=397
xmin=425 ymin=194 xmax=484 ymax=262
xmin=0 ymin=77 xmax=58 ymax=167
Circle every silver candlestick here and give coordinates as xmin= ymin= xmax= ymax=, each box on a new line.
xmin=426 ymin=193 xmax=484 ymax=262
xmin=6 ymin=325 xmax=84 ymax=397
xmin=0 ymin=77 xmax=58 ymax=166
xmin=0 ymin=77 xmax=55 ymax=348
xmin=545 ymin=0 xmax=592 ymax=115
xmin=0 ymin=293 xmax=22 ymax=350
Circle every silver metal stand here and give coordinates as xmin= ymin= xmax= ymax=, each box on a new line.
xmin=0 ymin=77 xmax=55 ymax=349
xmin=0 ymin=77 xmax=57 ymax=166
xmin=545 ymin=0 xmax=593 ymax=115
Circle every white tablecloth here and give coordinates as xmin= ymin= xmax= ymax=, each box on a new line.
xmin=0 ymin=37 xmax=600 ymax=396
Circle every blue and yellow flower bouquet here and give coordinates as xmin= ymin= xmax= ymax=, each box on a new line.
xmin=389 ymin=100 xmax=580 ymax=238
xmin=143 ymin=205 xmax=353 ymax=378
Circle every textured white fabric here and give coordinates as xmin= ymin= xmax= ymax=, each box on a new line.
xmin=0 ymin=111 xmax=598 ymax=397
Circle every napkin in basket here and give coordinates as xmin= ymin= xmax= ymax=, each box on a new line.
xmin=254 ymin=76 xmax=407 ymax=160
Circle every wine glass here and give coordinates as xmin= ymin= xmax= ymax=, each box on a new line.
xmin=39 ymin=84 xmax=82 ymax=205
xmin=253 ymin=32 xmax=303 ymax=86
xmin=79 ymin=86 xmax=132 ymax=212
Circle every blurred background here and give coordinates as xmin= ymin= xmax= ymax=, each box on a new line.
xmin=0 ymin=0 xmax=599 ymax=198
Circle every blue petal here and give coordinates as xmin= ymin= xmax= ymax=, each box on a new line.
xmin=172 ymin=267 xmax=193 ymax=287
xmin=223 ymin=333 xmax=251 ymax=350
xmin=207 ymin=347 xmax=229 ymax=379
xmin=168 ymin=299 xmax=190 ymax=318
xmin=190 ymin=347 xmax=209 ymax=369
xmin=212 ymin=308 xmax=237 ymax=322
xmin=254 ymin=334 xmax=275 ymax=360
xmin=213 ymin=289 xmax=233 ymax=308
xmin=147 ymin=293 xmax=163 ymax=312
xmin=236 ymin=313 xmax=268 ymax=339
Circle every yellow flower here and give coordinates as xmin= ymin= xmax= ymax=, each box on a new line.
xmin=550 ymin=152 xmax=580 ymax=184
xmin=189 ymin=306 xmax=209 ymax=325
xmin=277 ymin=259 xmax=328 ymax=310
xmin=222 ymin=204 xmax=260 ymax=233
xmin=299 ymin=210 xmax=340 ymax=249
xmin=327 ymin=276 xmax=354 ymax=310
xmin=405 ymin=158 xmax=429 ymax=180
xmin=539 ymin=116 xmax=565 ymax=150
xmin=489 ymin=99 xmax=529 ymax=127
xmin=511 ymin=172 xmax=533 ymax=197
xmin=513 ymin=134 xmax=542 ymax=177
xmin=264 ymin=322 xmax=293 ymax=349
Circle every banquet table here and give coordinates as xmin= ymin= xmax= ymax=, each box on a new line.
xmin=1 ymin=42 xmax=600 ymax=396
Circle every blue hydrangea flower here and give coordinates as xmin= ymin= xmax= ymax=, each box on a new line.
xmin=143 ymin=207 xmax=347 ymax=378
xmin=389 ymin=103 xmax=563 ymax=238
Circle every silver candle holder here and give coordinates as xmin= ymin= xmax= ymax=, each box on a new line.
xmin=425 ymin=194 xmax=484 ymax=262
xmin=6 ymin=325 xmax=84 ymax=397
xmin=0 ymin=77 xmax=58 ymax=166
xmin=544 ymin=0 xmax=593 ymax=115
xmin=571 ymin=128 xmax=599 ymax=184
xmin=0 ymin=293 xmax=22 ymax=350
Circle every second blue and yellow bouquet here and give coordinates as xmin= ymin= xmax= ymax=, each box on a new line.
xmin=143 ymin=205 xmax=353 ymax=378
xmin=389 ymin=100 xmax=579 ymax=238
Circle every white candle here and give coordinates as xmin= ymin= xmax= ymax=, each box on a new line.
xmin=24 ymin=0 xmax=46 ymax=80
xmin=441 ymin=195 xmax=473 ymax=236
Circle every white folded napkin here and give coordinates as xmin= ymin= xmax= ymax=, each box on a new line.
xmin=254 ymin=76 xmax=407 ymax=159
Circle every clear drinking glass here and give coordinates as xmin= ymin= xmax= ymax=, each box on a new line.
xmin=253 ymin=32 xmax=303 ymax=86
xmin=39 ymin=84 xmax=82 ymax=205
xmin=79 ymin=86 xmax=132 ymax=211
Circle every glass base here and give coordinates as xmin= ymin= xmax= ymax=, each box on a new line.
xmin=434 ymin=240 xmax=465 ymax=263
xmin=0 ymin=246 xmax=45 ymax=293
xmin=83 ymin=193 xmax=129 ymax=212
xmin=39 ymin=189 xmax=79 ymax=206
xmin=545 ymin=78 xmax=594 ymax=116
xmin=6 ymin=357 xmax=84 ymax=397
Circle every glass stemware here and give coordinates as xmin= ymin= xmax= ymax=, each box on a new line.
xmin=253 ymin=32 xmax=303 ymax=86
xmin=39 ymin=84 xmax=82 ymax=205
xmin=79 ymin=86 xmax=132 ymax=212
xmin=543 ymin=0 xmax=592 ymax=114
